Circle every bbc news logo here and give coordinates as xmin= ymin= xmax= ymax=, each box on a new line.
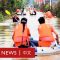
xmin=0 ymin=48 xmax=35 ymax=58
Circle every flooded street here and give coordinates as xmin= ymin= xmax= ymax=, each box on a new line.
xmin=0 ymin=25 xmax=13 ymax=47
xmin=0 ymin=12 xmax=60 ymax=60
xmin=0 ymin=54 xmax=60 ymax=60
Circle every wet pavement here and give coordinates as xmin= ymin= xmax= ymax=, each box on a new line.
xmin=0 ymin=12 xmax=60 ymax=60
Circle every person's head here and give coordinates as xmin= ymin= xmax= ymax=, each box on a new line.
xmin=38 ymin=17 xmax=45 ymax=24
xmin=47 ymin=9 xmax=50 ymax=11
xmin=21 ymin=17 xmax=27 ymax=24
xmin=21 ymin=18 xmax=27 ymax=32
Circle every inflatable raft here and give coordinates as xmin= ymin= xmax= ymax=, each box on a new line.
xmin=35 ymin=45 xmax=60 ymax=55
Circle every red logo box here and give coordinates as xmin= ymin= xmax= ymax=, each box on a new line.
xmin=0 ymin=48 xmax=35 ymax=58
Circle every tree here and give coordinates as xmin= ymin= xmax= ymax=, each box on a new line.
xmin=53 ymin=1 xmax=60 ymax=17
xmin=21 ymin=0 xmax=29 ymax=8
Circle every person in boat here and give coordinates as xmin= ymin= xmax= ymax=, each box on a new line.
xmin=21 ymin=8 xmax=26 ymax=15
xmin=12 ymin=18 xmax=31 ymax=48
xmin=12 ymin=14 xmax=19 ymax=22
xmin=45 ymin=10 xmax=53 ymax=19
xmin=30 ymin=10 xmax=36 ymax=15
xmin=38 ymin=17 xmax=59 ymax=47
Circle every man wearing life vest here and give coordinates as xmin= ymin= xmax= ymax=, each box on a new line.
xmin=12 ymin=18 xmax=31 ymax=47
xmin=45 ymin=10 xmax=53 ymax=18
xmin=38 ymin=17 xmax=59 ymax=47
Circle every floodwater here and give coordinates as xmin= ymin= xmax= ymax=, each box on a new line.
xmin=0 ymin=12 xmax=60 ymax=60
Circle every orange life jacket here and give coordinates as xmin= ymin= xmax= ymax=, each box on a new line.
xmin=38 ymin=24 xmax=55 ymax=47
xmin=13 ymin=23 xmax=30 ymax=47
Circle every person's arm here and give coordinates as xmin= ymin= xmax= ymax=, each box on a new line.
xmin=12 ymin=32 xmax=14 ymax=40
xmin=27 ymin=28 xmax=31 ymax=46
xmin=38 ymin=27 xmax=40 ymax=34
xmin=51 ymin=26 xmax=59 ymax=44
xmin=12 ymin=26 xmax=17 ymax=40
xmin=17 ymin=17 xmax=19 ymax=20
xmin=27 ymin=28 xmax=31 ymax=36
xmin=56 ymin=34 xmax=59 ymax=44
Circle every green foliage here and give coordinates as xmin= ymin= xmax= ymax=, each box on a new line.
xmin=6 ymin=0 xmax=15 ymax=12
xmin=0 ymin=2 xmax=2 ymax=8
xmin=43 ymin=4 xmax=50 ymax=12
xmin=22 ymin=0 xmax=29 ymax=8
xmin=0 ymin=0 xmax=30 ymax=22
xmin=53 ymin=1 xmax=60 ymax=17
xmin=0 ymin=12 xmax=4 ymax=22
xmin=15 ymin=0 xmax=29 ymax=9
xmin=16 ymin=0 xmax=22 ymax=8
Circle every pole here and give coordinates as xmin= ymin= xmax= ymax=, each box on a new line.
xmin=44 ymin=0 xmax=45 ymax=5
xmin=50 ymin=0 xmax=52 ymax=10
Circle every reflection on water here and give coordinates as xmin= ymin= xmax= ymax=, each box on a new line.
xmin=12 ymin=54 xmax=60 ymax=60
xmin=0 ymin=25 xmax=13 ymax=47
xmin=0 ymin=55 xmax=60 ymax=60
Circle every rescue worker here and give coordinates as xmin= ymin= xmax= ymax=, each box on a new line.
xmin=38 ymin=17 xmax=59 ymax=47
xmin=45 ymin=10 xmax=53 ymax=18
xmin=12 ymin=14 xmax=19 ymax=22
xmin=12 ymin=18 xmax=31 ymax=47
